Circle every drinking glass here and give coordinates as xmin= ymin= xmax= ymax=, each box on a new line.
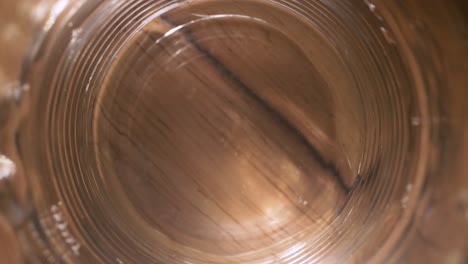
xmin=1 ymin=0 xmax=467 ymax=263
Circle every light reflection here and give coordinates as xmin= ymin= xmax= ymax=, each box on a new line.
xmin=278 ymin=242 xmax=307 ymax=261
xmin=43 ymin=0 xmax=69 ymax=31
xmin=0 ymin=155 xmax=15 ymax=181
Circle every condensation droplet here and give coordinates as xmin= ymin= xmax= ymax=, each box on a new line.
xmin=57 ymin=222 xmax=68 ymax=230
xmin=72 ymin=28 xmax=83 ymax=40
xmin=401 ymin=196 xmax=409 ymax=209
xmin=65 ymin=237 xmax=76 ymax=244
xmin=0 ymin=155 xmax=15 ymax=181
xmin=44 ymin=202 xmax=82 ymax=256
xmin=14 ymin=83 xmax=30 ymax=102
xmin=364 ymin=0 xmax=376 ymax=12
xmin=401 ymin=183 xmax=413 ymax=209
xmin=52 ymin=212 xmax=63 ymax=222
xmin=380 ymin=27 xmax=396 ymax=44
xmin=61 ymin=230 xmax=71 ymax=238
xmin=406 ymin=183 xmax=414 ymax=192
xmin=411 ymin=117 xmax=421 ymax=126
xmin=363 ymin=0 xmax=383 ymax=20
xmin=71 ymin=244 xmax=81 ymax=256
xmin=297 ymin=197 xmax=309 ymax=207
xmin=50 ymin=204 xmax=60 ymax=213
